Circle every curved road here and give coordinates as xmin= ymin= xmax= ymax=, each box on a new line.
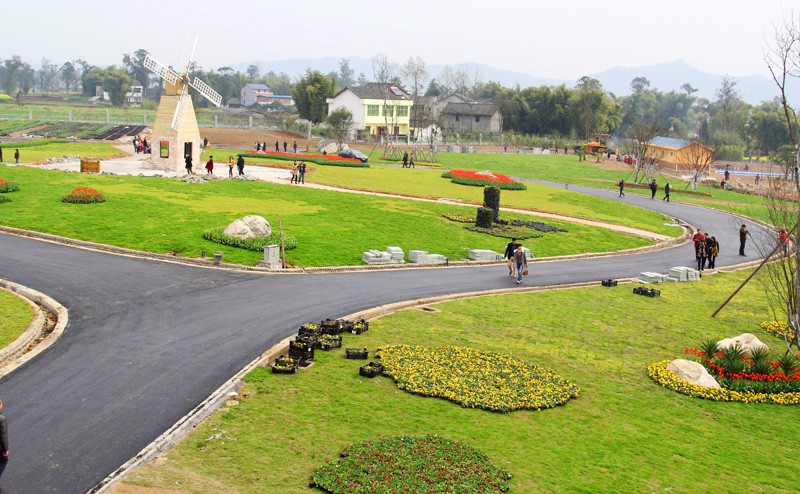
xmin=0 ymin=183 xmax=769 ymax=493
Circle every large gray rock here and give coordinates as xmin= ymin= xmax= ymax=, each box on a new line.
xmin=242 ymin=215 xmax=271 ymax=237
xmin=717 ymin=333 xmax=769 ymax=355
xmin=667 ymin=359 xmax=721 ymax=388
xmin=223 ymin=219 xmax=255 ymax=240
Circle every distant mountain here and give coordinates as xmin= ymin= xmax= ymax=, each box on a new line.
xmin=230 ymin=57 xmax=798 ymax=106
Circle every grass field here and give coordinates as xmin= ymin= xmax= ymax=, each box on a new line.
xmin=0 ymin=289 xmax=33 ymax=347
xmin=2 ymin=142 xmax=126 ymax=163
xmin=122 ymin=270 xmax=797 ymax=494
xmin=0 ymin=164 xmax=665 ymax=267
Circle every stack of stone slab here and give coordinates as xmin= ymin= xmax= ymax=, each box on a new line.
xmin=386 ymin=246 xmax=404 ymax=262
xmin=666 ymin=267 xmax=701 ymax=282
xmin=408 ymin=250 xmax=447 ymax=264
xmin=469 ymin=249 xmax=503 ymax=261
xmin=362 ymin=247 xmax=405 ymax=265
xmin=635 ymin=272 xmax=668 ymax=284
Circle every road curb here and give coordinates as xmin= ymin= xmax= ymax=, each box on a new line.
xmin=0 ymin=280 xmax=68 ymax=379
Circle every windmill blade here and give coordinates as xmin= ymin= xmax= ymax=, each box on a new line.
xmin=143 ymin=54 xmax=178 ymax=86
xmin=179 ymin=32 xmax=198 ymax=73
xmin=171 ymin=88 xmax=189 ymax=132
xmin=190 ymin=77 xmax=223 ymax=107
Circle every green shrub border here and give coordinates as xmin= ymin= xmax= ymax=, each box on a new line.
xmin=202 ymin=226 xmax=297 ymax=251
xmin=240 ymin=152 xmax=369 ymax=168
xmin=0 ymin=195 xmax=11 ymax=204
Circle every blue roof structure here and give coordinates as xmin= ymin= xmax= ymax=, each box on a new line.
xmin=650 ymin=136 xmax=691 ymax=149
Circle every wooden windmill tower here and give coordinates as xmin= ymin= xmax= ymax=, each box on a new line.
xmin=142 ymin=32 xmax=222 ymax=172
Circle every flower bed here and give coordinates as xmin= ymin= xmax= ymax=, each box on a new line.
xmin=498 ymin=218 xmax=568 ymax=233
xmin=761 ymin=321 xmax=797 ymax=343
xmin=376 ymin=345 xmax=580 ymax=413
xmin=379 ymin=158 xmax=442 ymax=167
xmin=465 ymin=225 xmax=542 ymax=240
xmin=442 ymin=170 xmax=527 ymax=190
xmin=647 ymin=360 xmax=800 ymax=405
xmin=202 ymin=226 xmax=297 ymax=252
xmin=0 ymin=179 xmax=20 ymax=193
xmin=311 ymin=435 xmax=512 ymax=494
xmin=240 ymin=151 xmax=368 ymax=168
xmin=683 ymin=346 xmax=800 ymax=393
xmin=62 ymin=187 xmax=105 ymax=204
xmin=442 ymin=212 xmax=474 ymax=223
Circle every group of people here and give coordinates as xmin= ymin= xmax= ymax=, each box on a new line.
xmin=132 ymin=136 xmax=150 ymax=154
xmin=692 ymin=229 xmax=720 ymax=271
xmin=0 ymin=142 xmax=20 ymax=164
xmin=504 ymin=238 xmax=529 ymax=284
xmin=290 ymin=161 xmax=306 ymax=184
xmin=402 ymin=151 xmax=415 ymax=168
xmin=616 ymin=179 xmax=671 ymax=201
xmin=254 ymin=140 xmax=299 ymax=154
xmin=185 ymin=154 xmax=245 ymax=177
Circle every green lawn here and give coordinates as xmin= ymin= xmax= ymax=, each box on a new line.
xmin=3 ymin=142 xmax=126 ymax=163
xmin=122 ymin=270 xmax=796 ymax=494
xmin=0 ymin=289 xmax=33 ymax=347
xmin=0 ymin=164 xmax=659 ymax=267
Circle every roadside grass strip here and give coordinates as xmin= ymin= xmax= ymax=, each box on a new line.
xmin=376 ymin=345 xmax=580 ymax=412
xmin=311 ymin=435 xmax=512 ymax=494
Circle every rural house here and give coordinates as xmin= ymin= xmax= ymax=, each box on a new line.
xmin=326 ymin=83 xmax=413 ymax=139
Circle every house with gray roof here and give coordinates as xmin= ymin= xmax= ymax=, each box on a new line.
xmin=440 ymin=101 xmax=503 ymax=134
xmin=240 ymin=83 xmax=272 ymax=107
xmin=326 ymin=83 xmax=413 ymax=138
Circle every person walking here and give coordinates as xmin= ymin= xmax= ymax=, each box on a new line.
xmin=14 ymin=149 xmax=19 ymax=164
xmin=0 ymin=141 xmax=3 ymax=163
xmin=255 ymin=142 xmax=261 ymax=152
xmin=618 ymin=179 xmax=625 ymax=197
xmin=514 ymin=245 xmax=528 ymax=284
xmin=184 ymin=154 xmax=193 ymax=175
xmin=227 ymin=156 xmax=234 ymax=177
xmin=663 ymin=182 xmax=671 ymax=202
xmin=739 ymin=224 xmax=750 ymax=256
xmin=779 ymin=229 xmax=789 ymax=257
xmin=707 ymin=235 xmax=719 ymax=269
xmin=275 ymin=141 xmax=279 ymax=152
xmin=293 ymin=141 xmax=297 ymax=154
xmin=299 ymin=161 xmax=306 ymax=184
xmin=504 ymin=238 xmax=520 ymax=277
xmin=236 ymin=155 xmax=245 ymax=176
xmin=205 ymin=156 xmax=214 ymax=174
xmin=696 ymin=236 xmax=708 ymax=271
xmin=410 ymin=152 xmax=415 ymax=168
xmin=290 ymin=162 xmax=298 ymax=184
xmin=650 ymin=179 xmax=658 ymax=199
xmin=283 ymin=141 xmax=288 ymax=153
xmin=0 ymin=400 xmax=8 ymax=481
xmin=755 ymin=174 xmax=760 ymax=186
xmin=402 ymin=152 xmax=408 ymax=168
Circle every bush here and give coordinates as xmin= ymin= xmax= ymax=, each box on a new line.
xmin=62 ymin=187 xmax=105 ymax=204
xmin=0 ymin=179 xmax=19 ymax=193
xmin=483 ymin=186 xmax=500 ymax=221
xmin=476 ymin=207 xmax=493 ymax=228
xmin=0 ymin=195 xmax=10 ymax=204
xmin=202 ymin=226 xmax=297 ymax=251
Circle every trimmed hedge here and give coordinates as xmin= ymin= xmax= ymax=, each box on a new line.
xmin=484 ymin=186 xmax=500 ymax=221
xmin=476 ymin=207 xmax=493 ymax=228
xmin=240 ymin=152 xmax=369 ymax=168
xmin=202 ymin=226 xmax=297 ymax=251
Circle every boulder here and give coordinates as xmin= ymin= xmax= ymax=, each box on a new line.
xmin=223 ymin=219 xmax=255 ymax=240
xmin=242 ymin=215 xmax=271 ymax=237
xmin=717 ymin=333 xmax=769 ymax=355
xmin=667 ymin=359 xmax=720 ymax=388
xmin=320 ymin=142 xmax=341 ymax=155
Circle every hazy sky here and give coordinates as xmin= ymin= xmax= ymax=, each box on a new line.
xmin=1 ymin=0 xmax=795 ymax=80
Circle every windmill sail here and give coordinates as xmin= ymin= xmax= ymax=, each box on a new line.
xmin=143 ymin=54 xmax=178 ymax=86
xmin=179 ymin=32 xmax=198 ymax=73
xmin=190 ymin=77 xmax=222 ymax=107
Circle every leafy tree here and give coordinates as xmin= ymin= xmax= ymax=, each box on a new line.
xmin=100 ymin=66 xmax=132 ymax=106
xmin=356 ymin=72 xmax=368 ymax=85
xmin=327 ymin=107 xmax=354 ymax=149
xmin=424 ymin=78 xmax=441 ymax=96
xmin=680 ymin=83 xmax=698 ymax=96
xmin=707 ymin=76 xmax=749 ymax=145
xmin=576 ymin=76 xmax=602 ymax=91
xmin=60 ymin=62 xmax=77 ymax=94
xmin=750 ymin=101 xmax=793 ymax=154
xmin=630 ymin=76 xmax=650 ymax=93
xmin=81 ymin=66 xmax=104 ymax=97
xmin=122 ymin=49 xmax=150 ymax=88
xmin=292 ymin=69 xmax=336 ymax=124
xmin=338 ymin=58 xmax=355 ymax=89
xmin=402 ymin=56 xmax=428 ymax=96
xmin=246 ymin=64 xmax=260 ymax=80
xmin=1 ymin=55 xmax=23 ymax=95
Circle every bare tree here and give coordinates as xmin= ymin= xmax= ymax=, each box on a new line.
xmin=372 ymin=52 xmax=400 ymax=155
xmin=627 ymin=120 xmax=663 ymax=183
xmin=677 ymin=143 xmax=715 ymax=192
xmin=327 ymin=107 xmax=354 ymax=150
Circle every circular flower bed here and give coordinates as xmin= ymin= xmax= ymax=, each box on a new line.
xmin=442 ymin=170 xmax=527 ymax=190
xmin=647 ymin=360 xmax=800 ymax=405
xmin=376 ymin=345 xmax=580 ymax=412
xmin=311 ymin=435 xmax=512 ymax=494
xmin=62 ymin=187 xmax=105 ymax=204
xmin=761 ymin=321 xmax=797 ymax=343
xmin=0 ymin=179 xmax=20 ymax=193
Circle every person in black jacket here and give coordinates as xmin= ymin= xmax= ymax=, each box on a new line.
xmin=0 ymin=400 xmax=9 ymax=480
xmin=504 ymin=238 xmax=521 ymax=277
xmin=650 ymin=179 xmax=658 ymax=199
xmin=236 ymin=155 xmax=245 ymax=176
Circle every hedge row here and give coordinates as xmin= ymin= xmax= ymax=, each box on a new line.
xmin=202 ymin=226 xmax=297 ymax=251
xmin=240 ymin=152 xmax=369 ymax=168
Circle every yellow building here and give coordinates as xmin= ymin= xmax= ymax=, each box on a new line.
xmin=327 ymin=83 xmax=413 ymax=138
xmin=651 ymin=137 xmax=714 ymax=170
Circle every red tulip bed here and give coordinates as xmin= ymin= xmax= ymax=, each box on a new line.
xmin=442 ymin=170 xmax=527 ymax=190
xmin=240 ymin=150 xmax=368 ymax=167
xmin=62 ymin=187 xmax=105 ymax=204
xmin=311 ymin=435 xmax=512 ymax=494
xmin=0 ymin=178 xmax=20 ymax=193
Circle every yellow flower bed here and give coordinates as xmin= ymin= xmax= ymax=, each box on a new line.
xmin=647 ymin=360 xmax=800 ymax=405
xmin=0 ymin=94 xmax=12 ymax=102
xmin=376 ymin=345 xmax=580 ymax=413
xmin=760 ymin=321 xmax=796 ymax=342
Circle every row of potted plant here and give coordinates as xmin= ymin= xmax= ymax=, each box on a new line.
xmin=310 ymin=435 xmax=512 ymax=494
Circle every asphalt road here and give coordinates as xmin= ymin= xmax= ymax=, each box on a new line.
xmin=0 ymin=183 xmax=770 ymax=493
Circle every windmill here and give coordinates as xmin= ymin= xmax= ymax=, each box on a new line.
xmin=142 ymin=32 xmax=222 ymax=172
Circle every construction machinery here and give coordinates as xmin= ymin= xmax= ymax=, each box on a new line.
xmin=586 ymin=133 xmax=611 ymax=154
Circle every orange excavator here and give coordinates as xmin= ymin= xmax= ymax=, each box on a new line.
xmin=586 ymin=133 xmax=611 ymax=154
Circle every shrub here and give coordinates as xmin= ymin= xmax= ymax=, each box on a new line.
xmin=0 ymin=195 xmax=10 ymax=204
xmin=311 ymin=435 xmax=512 ymax=494
xmin=484 ymin=186 xmax=500 ymax=221
xmin=240 ymin=151 xmax=368 ymax=168
xmin=202 ymin=226 xmax=297 ymax=251
xmin=476 ymin=207 xmax=493 ymax=228
xmin=62 ymin=187 xmax=105 ymax=204
xmin=0 ymin=179 xmax=20 ymax=193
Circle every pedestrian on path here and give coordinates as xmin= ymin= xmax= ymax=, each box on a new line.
xmin=618 ymin=179 xmax=625 ymax=197
xmin=283 ymin=141 xmax=288 ymax=152
xmin=0 ymin=141 xmax=3 ymax=163
xmin=184 ymin=154 xmax=192 ymax=175
xmin=228 ymin=156 xmax=234 ymax=177
xmin=205 ymin=156 xmax=214 ymax=174
xmin=236 ymin=155 xmax=245 ymax=176
xmin=0 ymin=400 xmax=8 ymax=481
xmin=663 ymin=183 xmax=670 ymax=202
xmin=14 ymin=149 xmax=19 ymax=164
xmin=275 ymin=141 xmax=279 ymax=152
xmin=707 ymin=235 xmax=718 ymax=269
xmin=779 ymin=229 xmax=789 ymax=256
xmin=290 ymin=162 xmax=298 ymax=184
xmin=739 ymin=224 xmax=750 ymax=256
xmin=755 ymin=174 xmax=760 ymax=185
xmin=504 ymin=238 xmax=520 ymax=277
xmin=299 ymin=161 xmax=306 ymax=184
xmin=515 ymin=246 xmax=528 ymax=284
xmin=410 ymin=152 xmax=415 ymax=168
xmin=402 ymin=152 xmax=408 ymax=168
xmin=650 ymin=179 xmax=657 ymax=199
xmin=696 ymin=237 xmax=708 ymax=271
xmin=293 ymin=141 xmax=297 ymax=154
